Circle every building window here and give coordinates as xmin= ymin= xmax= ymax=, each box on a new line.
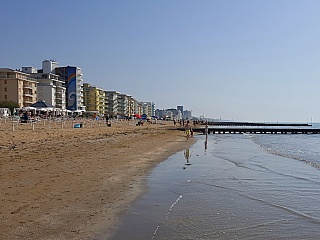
xmin=4 ymin=95 xmax=7 ymax=99
xmin=4 ymin=80 xmax=7 ymax=84
xmin=4 ymin=88 xmax=7 ymax=92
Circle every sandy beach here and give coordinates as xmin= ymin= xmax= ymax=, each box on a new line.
xmin=0 ymin=119 xmax=196 ymax=239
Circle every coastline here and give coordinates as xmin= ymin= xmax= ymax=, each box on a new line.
xmin=0 ymin=120 xmax=196 ymax=239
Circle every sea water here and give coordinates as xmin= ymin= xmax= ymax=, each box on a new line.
xmin=108 ymin=125 xmax=320 ymax=240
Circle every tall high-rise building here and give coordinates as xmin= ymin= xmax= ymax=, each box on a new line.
xmin=55 ymin=65 xmax=85 ymax=112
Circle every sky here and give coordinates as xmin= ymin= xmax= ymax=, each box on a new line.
xmin=1 ymin=0 xmax=320 ymax=122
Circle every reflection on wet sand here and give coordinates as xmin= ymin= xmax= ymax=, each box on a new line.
xmin=204 ymin=134 xmax=208 ymax=152
xmin=184 ymin=149 xmax=192 ymax=165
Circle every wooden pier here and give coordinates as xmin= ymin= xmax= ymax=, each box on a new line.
xmin=183 ymin=128 xmax=320 ymax=134
xmin=206 ymin=122 xmax=311 ymax=127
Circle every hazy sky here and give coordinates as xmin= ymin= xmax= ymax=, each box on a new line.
xmin=1 ymin=0 xmax=320 ymax=122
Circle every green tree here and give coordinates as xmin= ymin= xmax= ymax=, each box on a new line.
xmin=0 ymin=100 xmax=19 ymax=115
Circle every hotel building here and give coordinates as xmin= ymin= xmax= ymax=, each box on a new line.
xmin=104 ymin=91 xmax=119 ymax=116
xmin=0 ymin=68 xmax=38 ymax=107
xmin=140 ymin=101 xmax=155 ymax=116
xmin=83 ymin=83 xmax=105 ymax=114
xmin=21 ymin=64 xmax=66 ymax=109
xmin=117 ymin=93 xmax=129 ymax=117
xmin=54 ymin=65 xmax=86 ymax=112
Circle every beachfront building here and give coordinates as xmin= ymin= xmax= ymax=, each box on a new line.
xmin=155 ymin=109 xmax=166 ymax=118
xmin=166 ymin=108 xmax=182 ymax=120
xmin=183 ymin=110 xmax=192 ymax=119
xmin=0 ymin=68 xmax=38 ymax=107
xmin=135 ymin=102 xmax=143 ymax=116
xmin=155 ymin=108 xmax=182 ymax=120
xmin=117 ymin=93 xmax=129 ymax=117
xmin=83 ymin=83 xmax=105 ymax=114
xmin=55 ymin=65 xmax=86 ymax=112
xmin=21 ymin=66 xmax=66 ymax=109
xmin=140 ymin=101 xmax=155 ymax=116
xmin=177 ymin=106 xmax=183 ymax=114
xmin=128 ymin=96 xmax=139 ymax=117
xmin=104 ymin=91 xmax=119 ymax=117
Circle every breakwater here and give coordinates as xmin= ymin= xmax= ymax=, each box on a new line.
xmin=189 ymin=127 xmax=320 ymax=134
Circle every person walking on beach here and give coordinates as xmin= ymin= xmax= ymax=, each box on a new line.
xmin=185 ymin=120 xmax=192 ymax=141
xmin=205 ymin=124 xmax=208 ymax=135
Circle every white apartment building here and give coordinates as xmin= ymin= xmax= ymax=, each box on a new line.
xmin=117 ymin=93 xmax=129 ymax=117
xmin=21 ymin=65 xmax=66 ymax=109
xmin=140 ymin=101 xmax=155 ymax=116
xmin=104 ymin=91 xmax=119 ymax=116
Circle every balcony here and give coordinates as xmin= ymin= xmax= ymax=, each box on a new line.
xmin=55 ymin=95 xmax=63 ymax=100
xmin=23 ymin=84 xmax=34 ymax=89
xmin=23 ymin=99 xmax=34 ymax=104
xmin=23 ymin=93 xmax=34 ymax=98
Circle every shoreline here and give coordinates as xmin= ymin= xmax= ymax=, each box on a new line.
xmin=0 ymin=119 xmax=196 ymax=239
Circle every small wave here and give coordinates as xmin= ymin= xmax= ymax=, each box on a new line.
xmin=152 ymin=195 xmax=182 ymax=239
xmin=260 ymin=145 xmax=320 ymax=170
xmin=248 ymin=135 xmax=320 ymax=171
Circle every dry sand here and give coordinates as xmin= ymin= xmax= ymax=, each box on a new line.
xmin=0 ymin=119 xmax=196 ymax=239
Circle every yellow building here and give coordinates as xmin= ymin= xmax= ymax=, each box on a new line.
xmin=83 ymin=83 xmax=105 ymax=114
xmin=0 ymin=68 xmax=38 ymax=107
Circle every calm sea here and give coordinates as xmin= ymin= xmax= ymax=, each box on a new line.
xmin=108 ymin=124 xmax=320 ymax=240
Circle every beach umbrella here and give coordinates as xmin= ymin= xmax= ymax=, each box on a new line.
xmin=134 ymin=114 xmax=141 ymax=118
xmin=22 ymin=106 xmax=36 ymax=111
xmin=152 ymin=116 xmax=159 ymax=118
xmin=38 ymin=108 xmax=49 ymax=112
xmin=28 ymin=101 xmax=55 ymax=108
xmin=147 ymin=116 xmax=151 ymax=120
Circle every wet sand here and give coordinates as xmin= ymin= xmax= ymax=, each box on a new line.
xmin=0 ymin=119 xmax=196 ymax=239
xmin=112 ymin=134 xmax=320 ymax=239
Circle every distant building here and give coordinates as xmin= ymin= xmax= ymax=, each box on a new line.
xmin=177 ymin=106 xmax=183 ymax=114
xmin=155 ymin=109 xmax=166 ymax=118
xmin=83 ymin=83 xmax=105 ymax=114
xmin=166 ymin=108 xmax=182 ymax=120
xmin=140 ymin=102 xmax=155 ymax=116
xmin=135 ymin=101 xmax=143 ymax=115
xmin=128 ymin=96 xmax=139 ymax=117
xmin=105 ymin=91 xmax=119 ymax=116
xmin=0 ymin=68 xmax=38 ymax=107
xmin=183 ymin=110 xmax=192 ymax=119
xmin=117 ymin=93 xmax=129 ymax=117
